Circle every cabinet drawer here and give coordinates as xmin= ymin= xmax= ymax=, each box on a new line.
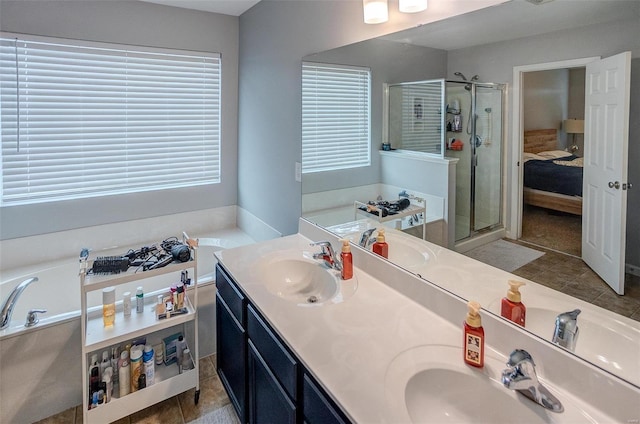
xmin=303 ymin=373 xmax=349 ymax=424
xmin=247 ymin=304 xmax=298 ymax=401
xmin=216 ymin=264 xmax=245 ymax=325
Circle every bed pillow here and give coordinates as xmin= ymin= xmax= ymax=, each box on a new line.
xmin=523 ymin=152 xmax=546 ymax=162
xmin=537 ymin=150 xmax=573 ymax=159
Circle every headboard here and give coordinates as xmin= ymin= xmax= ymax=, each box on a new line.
xmin=523 ymin=129 xmax=558 ymax=153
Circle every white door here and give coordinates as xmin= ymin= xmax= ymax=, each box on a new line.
xmin=582 ymin=51 xmax=631 ymax=295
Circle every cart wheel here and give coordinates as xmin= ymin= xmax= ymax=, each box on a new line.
xmin=194 ymin=389 xmax=200 ymax=405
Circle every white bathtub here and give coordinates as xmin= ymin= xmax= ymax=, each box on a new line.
xmin=0 ymin=229 xmax=255 ymax=341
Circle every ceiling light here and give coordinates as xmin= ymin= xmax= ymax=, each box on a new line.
xmin=363 ymin=0 xmax=388 ymax=24
xmin=399 ymin=0 xmax=428 ymax=13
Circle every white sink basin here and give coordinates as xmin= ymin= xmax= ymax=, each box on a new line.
xmin=383 ymin=231 xmax=433 ymax=271
xmin=256 ymin=251 xmax=357 ymax=306
xmin=384 ymin=345 xmax=596 ymax=423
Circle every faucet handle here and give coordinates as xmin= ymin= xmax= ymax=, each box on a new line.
xmin=506 ymin=348 xmax=534 ymax=367
xmin=25 ymin=309 xmax=47 ymax=328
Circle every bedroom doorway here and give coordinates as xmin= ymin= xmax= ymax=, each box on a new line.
xmin=511 ymin=53 xmax=632 ymax=295
xmin=520 ymin=67 xmax=585 ymax=257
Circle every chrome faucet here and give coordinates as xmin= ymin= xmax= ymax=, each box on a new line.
xmin=310 ymin=241 xmax=342 ymax=271
xmin=501 ymin=349 xmax=563 ymax=413
xmin=552 ymin=309 xmax=581 ymax=352
xmin=1 ymin=277 xmax=41 ymax=330
xmin=359 ymin=228 xmax=377 ymax=248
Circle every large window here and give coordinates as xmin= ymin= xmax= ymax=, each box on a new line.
xmin=301 ymin=62 xmax=371 ymax=173
xmin=0 ymin=35 xmax=221 ymax=206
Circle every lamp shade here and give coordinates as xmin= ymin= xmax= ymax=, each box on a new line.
xmin=363 ymin=0 xmax=388 ymax=24
xmin=564 ymin=119 xmax=584 ymax=134
xmin=399 ymin=0 xmax=428 ymax=13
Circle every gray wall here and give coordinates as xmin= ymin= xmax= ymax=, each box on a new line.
xmin=446 ymin=17 xmax=640 ymax=267
xmin=0 ymin=0 xmax=239 ymax=239
xmin=237 ymin=0 xmax=487 ymax=236
xmin=302 ymin=39 xmax=447 ymax=194
xmin=523 ymin=69 xmax=569 ymax=147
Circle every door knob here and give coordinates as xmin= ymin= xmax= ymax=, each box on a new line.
xmin=608 ymin=181 xmax=620 ymax=189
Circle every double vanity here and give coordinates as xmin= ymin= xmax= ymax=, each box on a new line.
xmin=214 ymin=219 xmax=639 ymax=423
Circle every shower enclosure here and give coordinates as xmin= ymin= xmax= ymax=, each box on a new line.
xmin=385 ymin=78 xmax=505 ymax=243
xmin=446 ymin=81 xmax=505 ymax=242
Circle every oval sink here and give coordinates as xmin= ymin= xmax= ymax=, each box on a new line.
xmin=257 ymin=252 xmax=357 ymax=306
xmin=384 ymin=345 xmax=594 ymax=423
xmin=383 ymin=231 xmax=433 ymax=270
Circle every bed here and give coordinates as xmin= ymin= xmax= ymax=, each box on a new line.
xmin=523 ymin=129 xmax=583 ymax=215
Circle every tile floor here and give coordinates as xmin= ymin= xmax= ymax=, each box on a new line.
xmin=35 ymin=355 xmax=236 ymax=424
xmin=511 ymin=240 xmax=640 ymax=321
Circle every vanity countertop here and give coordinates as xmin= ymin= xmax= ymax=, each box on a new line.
xmin=215 ymin=233 xmax=622 ymax=423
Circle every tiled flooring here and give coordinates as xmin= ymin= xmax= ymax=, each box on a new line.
xmin=35 ymin=355 xmax=237 ymax=424
xmin=511 ymin=239 xmax=640 ymax=321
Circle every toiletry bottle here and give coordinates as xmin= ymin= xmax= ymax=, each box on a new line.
xmin=89 ymin=354 xmax=100 ymax=398
xmin=130 ymin=345 xmax=143 ymax=392
xmin=99 ymin=350 xmax=110 ymax=378
xmin=463 ymin=301 xmax=484 ymax=368
xmin=182 ymin=348 xmax=193 ymax=371
xmin=501 ymin=280 xmax=526 ymax=327
xmin=102 ymin=286 xmax=116 ymax=327
xmin=177 ymin=283 xmax=185 ymax=309
xmin=340 ymin=239 xmax=353 ymax=280
xmin=102 ymin=368 xmax=112 ymax=403
xmin=156 ymin=294 xmax=165 ymax=319
xmin=143 ymin=344 xmax=155 ymax=386
xmin=372 ymin=228 xmax=389 ymax=259
xmin=176 ymin=335 xmax=187 ymax=373
xmin=136 ymin=287 xmax=144 ymax=313
xmin=118 ymin=351 xmax=130 ymax=397
xmin=122 ymin=291 xmax=132 ymax=317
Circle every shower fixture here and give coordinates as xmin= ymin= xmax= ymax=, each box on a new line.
xmin=454 ymin=72 xmax=467 ymax=81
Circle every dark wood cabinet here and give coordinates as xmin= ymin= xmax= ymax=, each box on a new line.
xmin=216 ymin=263 xmax=350 ymax=424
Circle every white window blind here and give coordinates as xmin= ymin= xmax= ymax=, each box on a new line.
xmin=0 ymin=36 xmax=221 ymax=206
xmin=302 ymin=62 xmax=370 ymax=173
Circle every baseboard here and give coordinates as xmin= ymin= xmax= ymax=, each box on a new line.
xmin=626 ymin=263 xmax=640 ymax=277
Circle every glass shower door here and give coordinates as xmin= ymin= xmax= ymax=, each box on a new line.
xmin=473 ymin=85 xmax=503 ymax=232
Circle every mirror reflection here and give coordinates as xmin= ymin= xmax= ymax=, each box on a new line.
xmin=301 ymin=0 xmax=640 ymax=388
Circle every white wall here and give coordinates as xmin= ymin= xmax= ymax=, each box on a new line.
xmin=0 ymin=0 xmax=240 ymax=240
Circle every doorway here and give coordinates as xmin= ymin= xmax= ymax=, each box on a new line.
xmin=519 ymin=67 xmax=585 ymax=257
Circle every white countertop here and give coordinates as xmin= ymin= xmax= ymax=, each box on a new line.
xmin=215 ymin=233 xmax=625 ymax=423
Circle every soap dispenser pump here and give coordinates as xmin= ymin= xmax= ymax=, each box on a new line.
xmin=372 ymin=228 xmax=389 ymax=259
xmin=501 ymin=280 xmax=526 ymax=327
xmin=463 ymin=301 xmax=484 ymax=368
xmin=340 ymin=239 xmax=353 ymax=280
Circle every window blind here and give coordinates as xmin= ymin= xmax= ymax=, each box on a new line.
xmin=0 ymin=36 xmax=221 ymax=206
xmin=302 ymin=62 xmax=370 ymax=173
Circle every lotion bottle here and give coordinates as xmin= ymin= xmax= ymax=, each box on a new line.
xmin=372 ymin=228 xmax=389 ymax=259
xmin=118 ymin=351 xmax=130 ymax=397
xmin=501 ymin=280 xmax=526 ymax=327
xmin=463 ymin=301 xmax=484 ymax=368
xmin=340 ymin=239 xmax=353 ymax=280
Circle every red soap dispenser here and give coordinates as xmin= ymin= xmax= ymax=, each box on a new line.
xmin=340 ymin=239 xmax=353 ymax=280
xmin=501 ymin=280 xmax=526 ymax=327
xmin=463 ymin=301 xmax=484 ymax=368
xmin=372 ymin=228 xmax=389 ymax=259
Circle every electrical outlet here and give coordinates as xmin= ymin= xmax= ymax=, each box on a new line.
xmin=295 ymin=162 xmax=302 ymax=183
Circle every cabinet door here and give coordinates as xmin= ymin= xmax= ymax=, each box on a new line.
xmin=248 ymin=340 xmax=296 ymax=424
xmin=303 ymin=373 xmax=349 ymax=424
xmin=216 ymin=293 xmax=246 ymax=423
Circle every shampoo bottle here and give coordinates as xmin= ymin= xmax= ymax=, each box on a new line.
xmin=340 ymin=239 xmax=353 ymax=280
xmin=118 ymin=351 xmax=131 ymax=397
xmin=501 ymin=280 xmax=526 ymax=327
xmin=372 ymin=228 xmax=389 ymax=259
xmin=463 ymin=301 xmax=484 ymax=368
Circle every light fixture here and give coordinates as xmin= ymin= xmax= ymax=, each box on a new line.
xmin=564 ymin=119 xmax=584 ymax=152
xmin=363 ymin=0 xmax=388 ymax=24
xmin=399 ymin=0 xmax=428 ymax=13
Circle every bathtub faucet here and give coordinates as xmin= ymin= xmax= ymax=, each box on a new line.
xmin=1 ymin=277 xmax=40 ymax=330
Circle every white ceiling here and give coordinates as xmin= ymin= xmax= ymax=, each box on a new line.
xmin=138 ymin=0 xmax=262 ymax=16
xmin=380 ymin=0 xmax=640 ymax=51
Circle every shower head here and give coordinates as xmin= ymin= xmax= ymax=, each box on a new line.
xmin=454 ymin=72 xmax=467 ymax=81
xmin=464 ymin=84 xmax=472 ymax=91
xmin=471 ymin=75 xmax=480 ymax=82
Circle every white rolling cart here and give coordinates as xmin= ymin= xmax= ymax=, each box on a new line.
xmin=80 ymin=234 xmax=200 ymax=423
xmin=354 ymin=197 xmax=427 ymax=239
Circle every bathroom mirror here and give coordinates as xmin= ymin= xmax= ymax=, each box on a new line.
xmin=301 ymin=0 xmax=640 ymax=387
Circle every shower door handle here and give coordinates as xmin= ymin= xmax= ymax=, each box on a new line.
xmin=471 ymin=154 xmax=478 ymax=168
